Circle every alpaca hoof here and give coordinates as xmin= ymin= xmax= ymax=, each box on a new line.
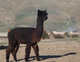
xmin=6 ymin=61 xmax=9 ymax=62
xmin=37 ymin=58 xmax=40 ymax=61
xmin=6 ymin=60 xmax=9 ymax=62
xmin=25 ymin=59 xmax=29 ymax=62
xmin=25 ymin=61 xmax=29 ymax=62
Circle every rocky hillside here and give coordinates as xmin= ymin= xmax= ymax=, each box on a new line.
xmin=0 ymin=0 xmax=80 ymax=32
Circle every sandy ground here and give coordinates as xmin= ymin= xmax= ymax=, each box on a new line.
xmin=0 ymin=40 xmax=80 ymax=62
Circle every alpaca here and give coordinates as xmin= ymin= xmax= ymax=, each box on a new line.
xmin=6 ymin=9 xmax=48 ymax=62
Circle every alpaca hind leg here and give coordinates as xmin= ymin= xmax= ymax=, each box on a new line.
xmin=6 ymin=45 xmax=15 ymax=62
xmin=12 ymin=43 xmax=20 ymax=61
xmin=25 ymin=45 xmax=31 ymax=61
xmin=32 ymin=43 xmax=40 ymax=61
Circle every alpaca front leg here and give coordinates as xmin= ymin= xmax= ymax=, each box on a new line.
xmin=32 ymin=43 xmax=40 ymax=61
xmin=25 ymin=45 xmax=31 ymax=61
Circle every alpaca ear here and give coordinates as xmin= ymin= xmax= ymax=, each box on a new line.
xmin=38 ymin=9 xmax=40 ymax=12
xmin=45 ymin=10 xmax=46 ymax=12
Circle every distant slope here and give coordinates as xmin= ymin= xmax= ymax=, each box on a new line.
xmin=0 ymin=0 xmax=80 ymax=32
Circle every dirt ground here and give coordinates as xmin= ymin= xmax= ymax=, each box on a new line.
xmin=0 ymin=40 xmax=80 ymax=62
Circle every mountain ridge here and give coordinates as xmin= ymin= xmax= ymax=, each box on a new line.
xmin=0 ymin=0 xmax=80 ymax=32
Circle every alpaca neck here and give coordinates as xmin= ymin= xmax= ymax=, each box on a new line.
xmin=36 ymin=17 xmax=44 ymax=37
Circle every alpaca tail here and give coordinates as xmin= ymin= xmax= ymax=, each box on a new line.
xmin=8 ymin=29 xmax=10 ymax=32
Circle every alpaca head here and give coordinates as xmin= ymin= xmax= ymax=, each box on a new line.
xmin=37 ymin=9 xmax=48 ymax=21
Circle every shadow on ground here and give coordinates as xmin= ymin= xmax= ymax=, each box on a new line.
xmin=0 ymin=45 xmax=7 ymax=50
xmin=39 ymin=52 xmax=77 ymax=60
xmin=0 ymin=45 xmax=25 ymax=50
xmin=16 ymin=52 xmax=77 ymax=62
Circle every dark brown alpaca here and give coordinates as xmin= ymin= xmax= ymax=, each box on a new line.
xmin=6 ymin=9 xmax=48 ymax=62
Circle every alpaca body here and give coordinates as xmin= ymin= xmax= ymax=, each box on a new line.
xmin=6 ymin=10 xmax=48 ymax=62
xmin=8 ymin=27 xmax=42 ymax=44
